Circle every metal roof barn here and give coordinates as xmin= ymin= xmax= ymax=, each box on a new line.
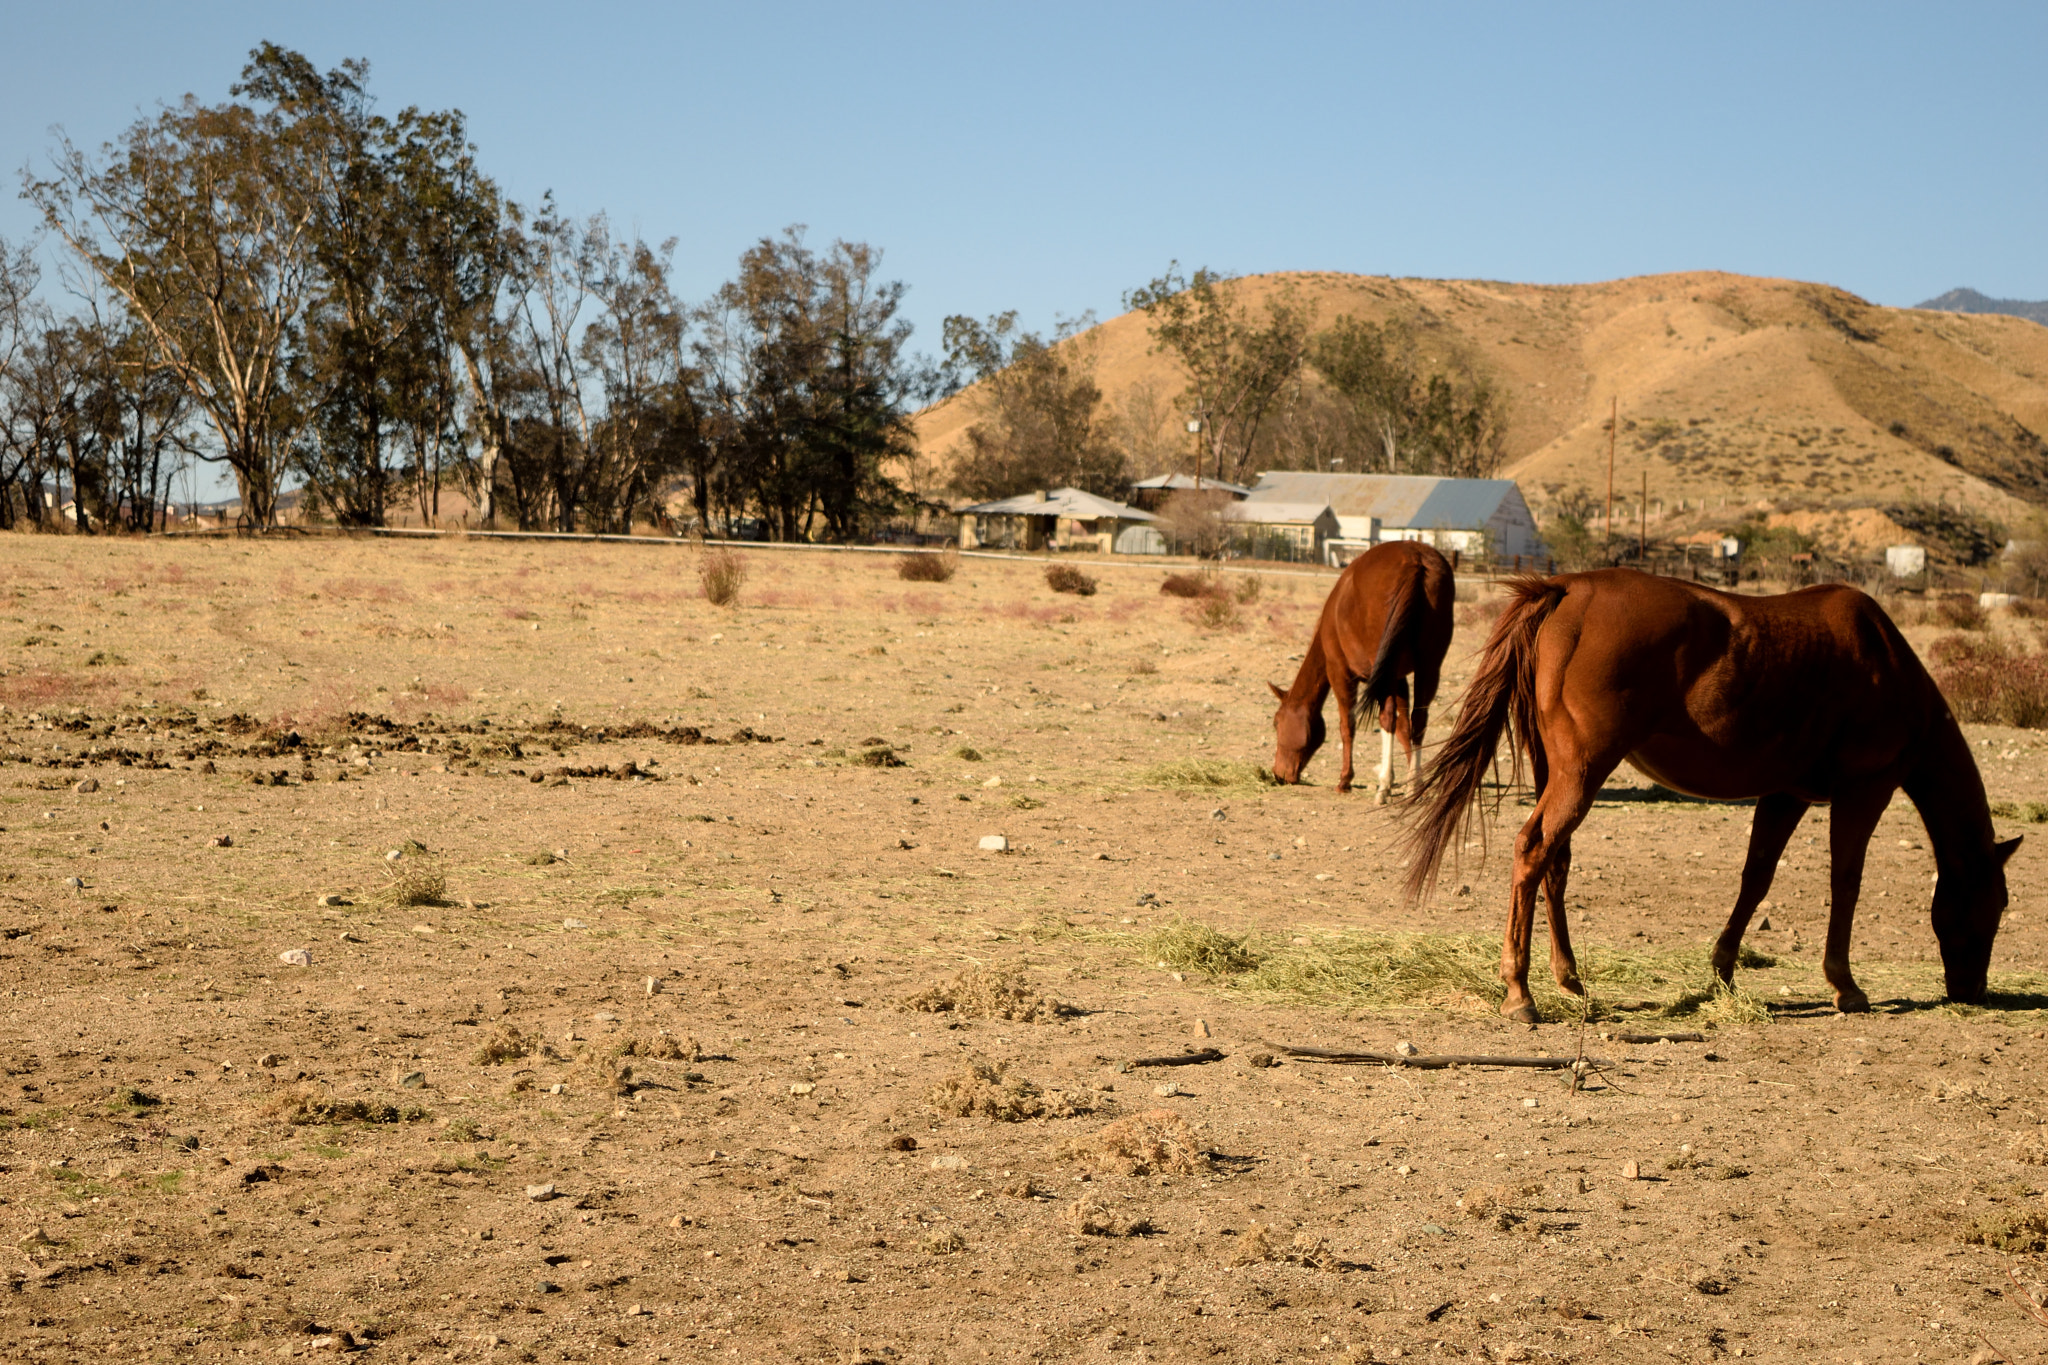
xmin=1242 ymin=473 xmax=1545 ymax=560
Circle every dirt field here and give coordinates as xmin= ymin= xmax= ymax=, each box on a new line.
xmin=2 ymin=535 xmax=2047 ymax=1364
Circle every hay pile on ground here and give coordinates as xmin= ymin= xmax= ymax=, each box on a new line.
xmin=928 ymin=1060 xmax=1094 ymax=1121
xmin=1137 ymin=759 xmax=1275 ymax=791
xmin=899 ymin=967 xmax=1071 ymax=1022
xmin=470 ymin=1024 xmax=531 ymax=1066
xmin=1058 ymin=1109 xmax=1210 ymax=1176
xmin=1232 ymin=1224 xmax=1332 ymax=1267
xmin=265 ymin=1087 xmax=427 ymax=1126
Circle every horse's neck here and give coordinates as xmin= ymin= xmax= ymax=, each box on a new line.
xmin=1287 ymin=634 xmax=1332 ymax=708
xmin=1905 ymin=713 xmax=1995 ymax=869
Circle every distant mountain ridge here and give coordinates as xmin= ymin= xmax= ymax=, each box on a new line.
xmin=1915 ymin=287 xmax=2048 ymax=327
xmin=912 ymin=270 xmax=2048 ymax=521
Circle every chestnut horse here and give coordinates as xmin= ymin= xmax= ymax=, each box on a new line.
xmin=1403 ymin=569 xmax=2018 ymax=1022
xmin=1269 ymin=541 xmax=1455 ymax=802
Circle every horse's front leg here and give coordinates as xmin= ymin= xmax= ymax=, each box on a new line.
xmin=1333 ymin=673 xmax=1357 ymax=794
xmin=1710 ymin=791 xmax=1807 ymax=987
xmin=1374 ymin=696 xmax=1400 ymax=805
xmin=1819 ymin=788 xmax=1890 ymax=1014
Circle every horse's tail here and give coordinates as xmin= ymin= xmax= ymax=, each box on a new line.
xmin=1400 ymin=574 xmax=1566 ymax=903
xmin=1358 ymin=558 xmax=1426 ymax=725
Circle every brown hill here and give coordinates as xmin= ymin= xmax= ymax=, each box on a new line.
xmin=910 ymin=270 xmax=2048 ymax=528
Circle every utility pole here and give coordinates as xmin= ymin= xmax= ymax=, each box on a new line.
xmin=1639 ymin=467 xmax=1647 ymax=563
xmin=1604 ymin=396 xmax=1617 ymax=560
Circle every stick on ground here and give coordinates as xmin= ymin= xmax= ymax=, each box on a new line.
xmin=1266 ymin=1043 xmax=1611 ymax=1071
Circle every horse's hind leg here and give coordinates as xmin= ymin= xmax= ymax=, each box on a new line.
xmin=1710 ymin=791 xmax=1808 ymax=986
xmin=1542 ymin=833 xmax=1583 ymax=998
xmin=1502 ymin=767 xmax=1600 ymax=1023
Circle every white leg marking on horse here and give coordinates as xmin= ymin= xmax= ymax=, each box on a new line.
xmin=1376 ymin=728 xmax=1393 ymax=804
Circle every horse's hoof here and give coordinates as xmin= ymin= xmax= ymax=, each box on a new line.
xmin=1558 ymin=976 xmax=1586 ymax=998
xmin=1834 ymin=989 xmax=1871 ymax=1015
xmin=1502 ymin=1002 xmax=1542 ymax=1025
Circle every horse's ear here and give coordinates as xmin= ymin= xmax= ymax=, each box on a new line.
xmin=1267 ymin=681 xmax=1286 ymax=702
xmin=1998 ymin=834 xmax=2024 ymax=866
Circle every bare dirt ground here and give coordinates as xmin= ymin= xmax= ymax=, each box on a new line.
xmin=2 ymin=536 xmax=2048 ymax=1365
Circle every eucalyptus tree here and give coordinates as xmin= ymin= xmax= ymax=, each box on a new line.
xmin=941 ymin=310 xmax=1125 ymax=499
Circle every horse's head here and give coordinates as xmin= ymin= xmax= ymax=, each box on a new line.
xmin=1933 ymin=835 xmax=2022 ymax=1004
xmin=1268 ymin=681 xmax=1324 ymax=785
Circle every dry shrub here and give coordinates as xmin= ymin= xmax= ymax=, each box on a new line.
xmin=1964 ymin=1208 xmax=2048 ymax=1253
xmin=1934 ymin=593 xmax=1988 ymax=631
xmin=699 ymin=548 xmax=748 ymax=606
xmin=1159 ymin=571 xmax=1224 ymax=599
xmin=1045 ymin=564 xmax=1097 ymax=596
xmin=927 ymin=1059 xmax=1096 ymax=1122
xmin=896 ymin=551 xmax=958 ymax=582
xmin=1186 ymin=594 xmax=1241 ymax=630
xmin=1927 ymin=634 xmax=2048 ymax=728
xmin=265 ymin=1087 xmax=427 ymax=1126
xmin=1064 ymin=1196 xmax=1154 ymax=1238
xmin=919 ymin=1229 xmax=967 ymax=1255
xmin=1232 ymin=1223 xmax=1332 ymax=1267
xmin=899 ymin=967 xmax=1071 ymax=1022
xmin=1232 ymin=574 xmax=1263 ymax=605
xmin=470 ymin=1025 xmax=531 ymax=1066
xmin=2011 ymin=1129 xmax=2048 ymax=1165
xmin=1058 ymin=1109 xmax=1211 ymax=1176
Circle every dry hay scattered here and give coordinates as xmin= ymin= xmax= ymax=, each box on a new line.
xmin=1136 ymin=759 xmax=1276 ymax=792
xmin=1057 ymin=1108 xmax=1211 ymax=1176
xmin=2010 ymin=1129 xmax=2048 ymax=1165
xmin=1063 ymin=1196 xmax=1154 ymax=1238
xmin=1232 ymin=1223 xmax=1332 ymax=1268
xmin=615 ymin=1032 xmax=701 ymax=1062
xmin=899 ymin=966 xmax=1071 ymax=1022
xmin=264 ymin=1086 xmax=428 ymax=1126
xmin=928 ymin=1059 xmax=1096 ymax=1122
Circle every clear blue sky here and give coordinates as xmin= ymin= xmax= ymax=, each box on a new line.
xmin=6 ymin=1 xmax=2044 ymax=349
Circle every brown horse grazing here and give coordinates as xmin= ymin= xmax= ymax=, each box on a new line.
xmin=1403 ymin=569 xmax=2019 ymax=1022
xmin=1269 ymin=541 xmax=1455 ymax=802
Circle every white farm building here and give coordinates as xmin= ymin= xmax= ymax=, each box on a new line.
xmin=1238 ymin=473 xmax=1546 ymax=563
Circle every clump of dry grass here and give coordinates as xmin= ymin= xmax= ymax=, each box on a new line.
xmin=265 ymin=1086 xmax=427 ymax=1125
xmin=897 ymin=551 xmax=958 ymax=582
xmin=1963 ymin=1208 xmax=2048 ymax=1253
xmin=1927 ymin=633 xmax=2048 ymax=728
xmin=1057 ymin=1109 xmax=1211 ymax=1176
xmin=1137 ymin=758 xmax=1276 ymax=791
xmin=470 ymin=1025 xmax=531 ymax=1066
xmin=1231 ymin=1224 xmax=1332 ymax=1267
xmin=1457 ymin=597 xmax=1508 ymax=630
xmin=1231 ymin=574 xmax=1263 ymax=605
xmin=1063 ymin=1196 xmax=1155 ymax=1238
xmin=614 ymin=1033 xmax=700 ymax=1062
xmin=927 ymin=1059 xmax=1096 ymax=1121
xmin=2011 ymin=1129 xmax=2048 ymax=1165
xmin=380 ymin=860 xmax=449 ymax=908
xmin=919 ymin=1229 xmax=968 ymax=1255
xmin=1933 ymin=593 xmax=1989 ymax=631
xmin=899 ymin=967 xmax=1071 ymax=1022
xmin=1045 ymin=564 xmax=1097 ymax=596
xmin=699 ymin=548 xmax=748 ymax=606
xmin=1457 ymin=1182 xmax=1544 ymax=1231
